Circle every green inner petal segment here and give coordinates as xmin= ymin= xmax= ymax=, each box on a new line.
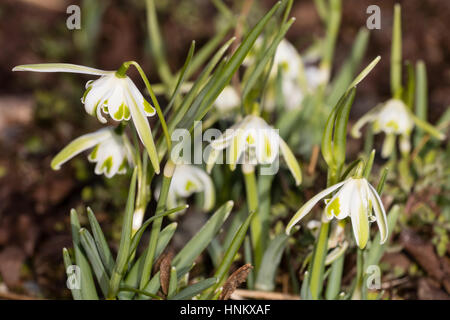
xmin=143 ymin=100 xmax=155 ymax=115
xmin=88 ymin=145 xmax=99 ymax=161
xmin=326 ymin=196 xmax=340 ymax=219
xmin=101 ymin=156 xmax=113 ymax=174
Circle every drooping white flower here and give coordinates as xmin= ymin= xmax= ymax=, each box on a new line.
xmin=351 ymin=99 xmax=445 ymax=158
xmin=207 ymin=115 xmax=302 ymax=185
xmin=213 ymin=85 xmax=241 ymax=114
xmin=13 ymin=63 xmax=160 ymax=173
xmin=51 ymin=127 xmax=132 ymax=178
xmin=286 ymin=177 xmax=388 ymax=249
xmin=165 ymin=164 xmax=215 ymax=213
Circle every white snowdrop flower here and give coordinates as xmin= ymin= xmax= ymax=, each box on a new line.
xmin=286 ymin=177 xmax=388 ymax=249
xmin=13 ymin=63 xmax=160 ymax=173
xmin=213 ymin=86 xmax=241 ymax=114
xmin=166 ymin=164 xmax=215 ymax=213
xmin=351 ymin=99 xmax=445 ymax=158
xmin=207 ymin=115 xmax=302 ymax=185
xmin=51 ymin=127 xmax=132 ymax=178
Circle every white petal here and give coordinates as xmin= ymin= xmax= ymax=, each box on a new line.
xmin=13 ymin=63 xmax=112 ymax=75
xmin=127 ymin=78 xmax=155 ymax=117
xmin=366 ymin=182 xmax=388 ymax=244
xmin=279 ymin=138 xmax=302 ymax=186
xmin=286 ymin=180 xmax=347 ymax=234
xmin=350 ymin=183 xmax=370 ymax=249
xmin=51 ymin=128 xmax=112 ymax=170
xmin=325 ymin=179 xmax=354 ymax=220
xmin=125 ymin=87 xmax=160 ymax=174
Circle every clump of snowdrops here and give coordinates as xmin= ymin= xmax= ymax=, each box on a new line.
xmin=13 ymin=0 xmax=447 ymax=300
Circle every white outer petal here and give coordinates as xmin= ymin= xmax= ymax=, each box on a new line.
xmin=286 ymin=180 xmax=347 ymax=234
xmin=13 ymin=63 xmax=112 ymax=75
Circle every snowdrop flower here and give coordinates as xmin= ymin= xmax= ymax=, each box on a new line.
xmin=213 ymin=86 xmax=240 ymax=114
xmin=13 ymin=63 xmax=160 ymax=173
xmin=207 ymin=115 xmax=302 ymax=185
xmin=352 ymin=99 xmax=445 ymax=158
xmin=51 ymin=127 xmax=132 ymax=178
xmin=166 ymin=164 xmax=215 ymax=213
xmin=286 ymin=177 xmax=388 ymax=249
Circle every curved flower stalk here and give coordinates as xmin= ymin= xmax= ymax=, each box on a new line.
xmin=13 ymin=63 xmax=160 ymax=173
xmin=165 ymin=164 xmax=215 ymax=215
xmin=207 ymin=115 xmax=302 ymax=185
xmin=51 ymin=127 xmax=133 ymax=178
xmin=351 ymin=99 xmax=445 ymax=158
xmin=286 ymin=177 xmax=388 ymax=249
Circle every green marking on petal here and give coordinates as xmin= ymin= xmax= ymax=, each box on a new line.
xmin=326 ymin=197 xmax=340 ymax=219
xmin=118 ymin=158 xmax=127 ymax=172
xmin=82 ymin=87 xmax=92 ymax=102
xmin=101 ymin=156 xmax=113 ymax=174
xmin=124 ymin=105 xmax=130 ymax=119
xmin=88 ymin=145 xmax=99 ymax=161
xmin=114 ymin=103 xmax=125 ymax=120
xmin=386 ymin=120 xmax=399 ymax=131
xmin=265 ymin=136 xmax=272 ymax=158
xmin=143 ymin=99 xmax=155 ymax=115
xmin=185 ymin=180 xmax=195 ymax=192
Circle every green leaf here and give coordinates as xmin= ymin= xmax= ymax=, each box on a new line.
xmin=86 ymin=207 xmax=114 ymax=276
xmin=200 ymin=211 xmax=255 ymax=299
xmin=170 ymin=278 xmax=217 ymax=300
xmin=242 ymin=17 xmax=295 ymax=101
xmin=334 ymin=87 xmax=356 ymax=167
xmin=167 ymin=267 xmax=178 ymax=299
xmin=391 ymin=4 xmax=402 ymax=99
xmin=79 ymin=228 xmax=110 ymax=297
xmin=255 ymin=233 xmax=289 ymax=291
xmin=70 ymin=209 xmax=99 ymax=300
xmin=172 ymin=201 xmax=234 ymax=274
xmin=121 ymin=222 xmax=178 ymax=299
xmin=129 ymin=205 xmax=187 ymax=259
xmin=62 ymin=248 xmax=82 ymax=300
xmin=363 ymin=149 xmax=376 ymax=178
xmin=188 ymin=1 xmax=284 ymax=126
xmin=327 ymin=28 xmax=369 ymax=107
xmin=107 ymin=168 xmax=137 ymax=298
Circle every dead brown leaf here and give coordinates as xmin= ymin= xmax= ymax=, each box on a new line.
xmin=159 ymin=251 xmax=174 ymax=296
xmin=219 ymin=264 xmax=253 ymax=300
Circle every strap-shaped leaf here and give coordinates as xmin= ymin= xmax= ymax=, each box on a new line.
xmin=200 ymin=211 xmax=255 ymax=299
xmin=70 ymin=209 xmax=99 ymax=300
xmin=79 ymin=228 xmax=110 ymax=297
xmin=172 ymin=201 xmax=234 ymax=274
xmin=86 ymin=207 xmax=114 ymax=276
xmin=107 ymin=168 xmax=137 ymax=298
xmin=118 ymin=223 xmax=178 ymax=300
xmin=255 ymin=233 xmax=289 ymax=291
xmin=170 ymin=278 xmax=217 ymax=300
xmin=62 ymin=248 xmax=82 ymax=300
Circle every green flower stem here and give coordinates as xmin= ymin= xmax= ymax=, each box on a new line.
xmin=243 ymin=166 xmax=262 ymax=272
xmin=309 ymin=221 xmax=330 ymax=299
xmin=139 ymin=160 xmax=175 ymax=289
xmin=308 ymin=168 xmax=340 ymax=299
xmin=351 ymin=248 xmax=364 ymax=300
